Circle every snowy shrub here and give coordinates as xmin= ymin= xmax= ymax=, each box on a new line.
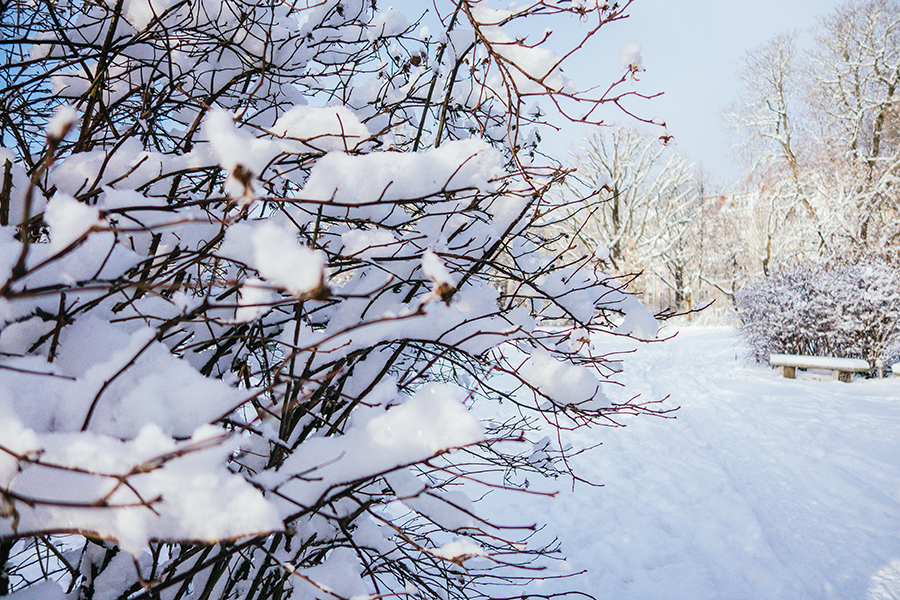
xmin=735 ymin=261 xmax=900 ymax=365
xmin=0 ymin=1 xmax=667 ymax=598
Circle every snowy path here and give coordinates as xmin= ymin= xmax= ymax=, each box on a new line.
xmin=504 ymin=326 xmax=900 ymax=600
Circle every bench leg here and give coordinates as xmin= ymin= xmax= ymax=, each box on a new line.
xmin=781 ymin=366 xmax=796 ymax=379
xmin=834 ymin=370 xmax=851 ymax=383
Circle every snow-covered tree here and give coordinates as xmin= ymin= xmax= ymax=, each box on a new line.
xmin=808 ymin=0 xmax=900 ymax=259
xmin=723 ymin=32 xmax=825 ymax=277
xmin=725 ymin=0 xmax=900 ymax=270
xmin=810 ymin=0 xmax=900 ymax=167
xmin=557 ymin=124 xmax=698 ymax=312
xmin=726 ymin=32 xmax=806 ymax=180
xmin=0 ymin=1 xmax=667 ymax=598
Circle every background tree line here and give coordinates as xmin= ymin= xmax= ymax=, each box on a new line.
xmin=559 ymin=0 xmax=900 ymax=335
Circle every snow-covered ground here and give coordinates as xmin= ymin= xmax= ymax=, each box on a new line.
xmin=504 ymin=326 xmax=900 ymax=600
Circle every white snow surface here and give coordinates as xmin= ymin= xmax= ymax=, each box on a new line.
xmin=479 ymin=24 xmax=573 ymax=94
xmin=495 ymin=326 xmax=900 ymax=600
xmin=272 ymin=105 xmax=371 ymax=153
xmin=44 ymin=193 xmax=100 ymax=253
xmin=6 ymin=580 xmax=67 ymax=600
xmin=251 ymin=221 xmax=326 ymax=297
xmin=292 ymin=547 xmax=368 ymax=600
xmin=262 ymin=383 xmax=484 ymax=516
xmin=299 ymin=138 xmax=502 ymax=207
xmin=204 ymin=109 xmax=279 ymax=202
xmin=770 ymin=353 xmax=870 ymax=371
xmin=47 ymin=106 xmax=77 ymax=140
xmin=421 ymin=249 xmax=455 ymax=288
xmin=522 ymin=347 xmax=608 ymax=410
xmin=368 ymin=6 xmax=410 ymax=41
xmin=118 ymin=0 xmax=174 ymax=30
xmin=0 ymin=423 xmax=281 ymax=554
xmin=432 ymin=539 xmax=487 ymax=560
xmin=235 ymin=277 xmax=276 ymax=322
xmin=620 ymin=40 xmax=643 ymax=71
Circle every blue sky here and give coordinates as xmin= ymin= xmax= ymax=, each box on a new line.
xmin=396 ymin=0 xmax=847 ymax=188
xmin=561 ymin=0 xmax=846 ymax=188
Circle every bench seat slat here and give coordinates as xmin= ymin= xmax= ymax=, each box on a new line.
xmin=769 ymin=354 xmax=870 ymax=372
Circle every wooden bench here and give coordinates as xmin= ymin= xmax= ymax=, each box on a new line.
xmin=769 ymin=354 xmax=870 ymax=383
xmin=893 ymin=363 xmax=900 ymax=377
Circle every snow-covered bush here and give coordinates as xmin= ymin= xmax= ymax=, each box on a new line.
xmin=735 ymin=261 xmax=900 ymax=366
xmin=0 ymin=1 xmax=666 ymax=598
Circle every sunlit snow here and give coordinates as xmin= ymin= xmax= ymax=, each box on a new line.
xmin=493 ymin=326 xmax=900 ymax=600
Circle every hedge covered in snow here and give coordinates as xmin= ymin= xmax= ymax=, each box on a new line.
xmin=735 ymin=261 xmax=900 ymax=367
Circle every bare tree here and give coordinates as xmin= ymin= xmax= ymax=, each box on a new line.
xmin=557 ymin=124 xmax=697 ymax=312
xmin=726 ymin=32 xmax=806 ymax=180
xmin=810 ymin=0 xmax=900 ymax=166
xmin=724 ymin=1 xmax=900 ymax=270
xmin=808 ymin=0 xmax=900 ymax=257
xmin=723 ymin=31 xmax=827 ymax=277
